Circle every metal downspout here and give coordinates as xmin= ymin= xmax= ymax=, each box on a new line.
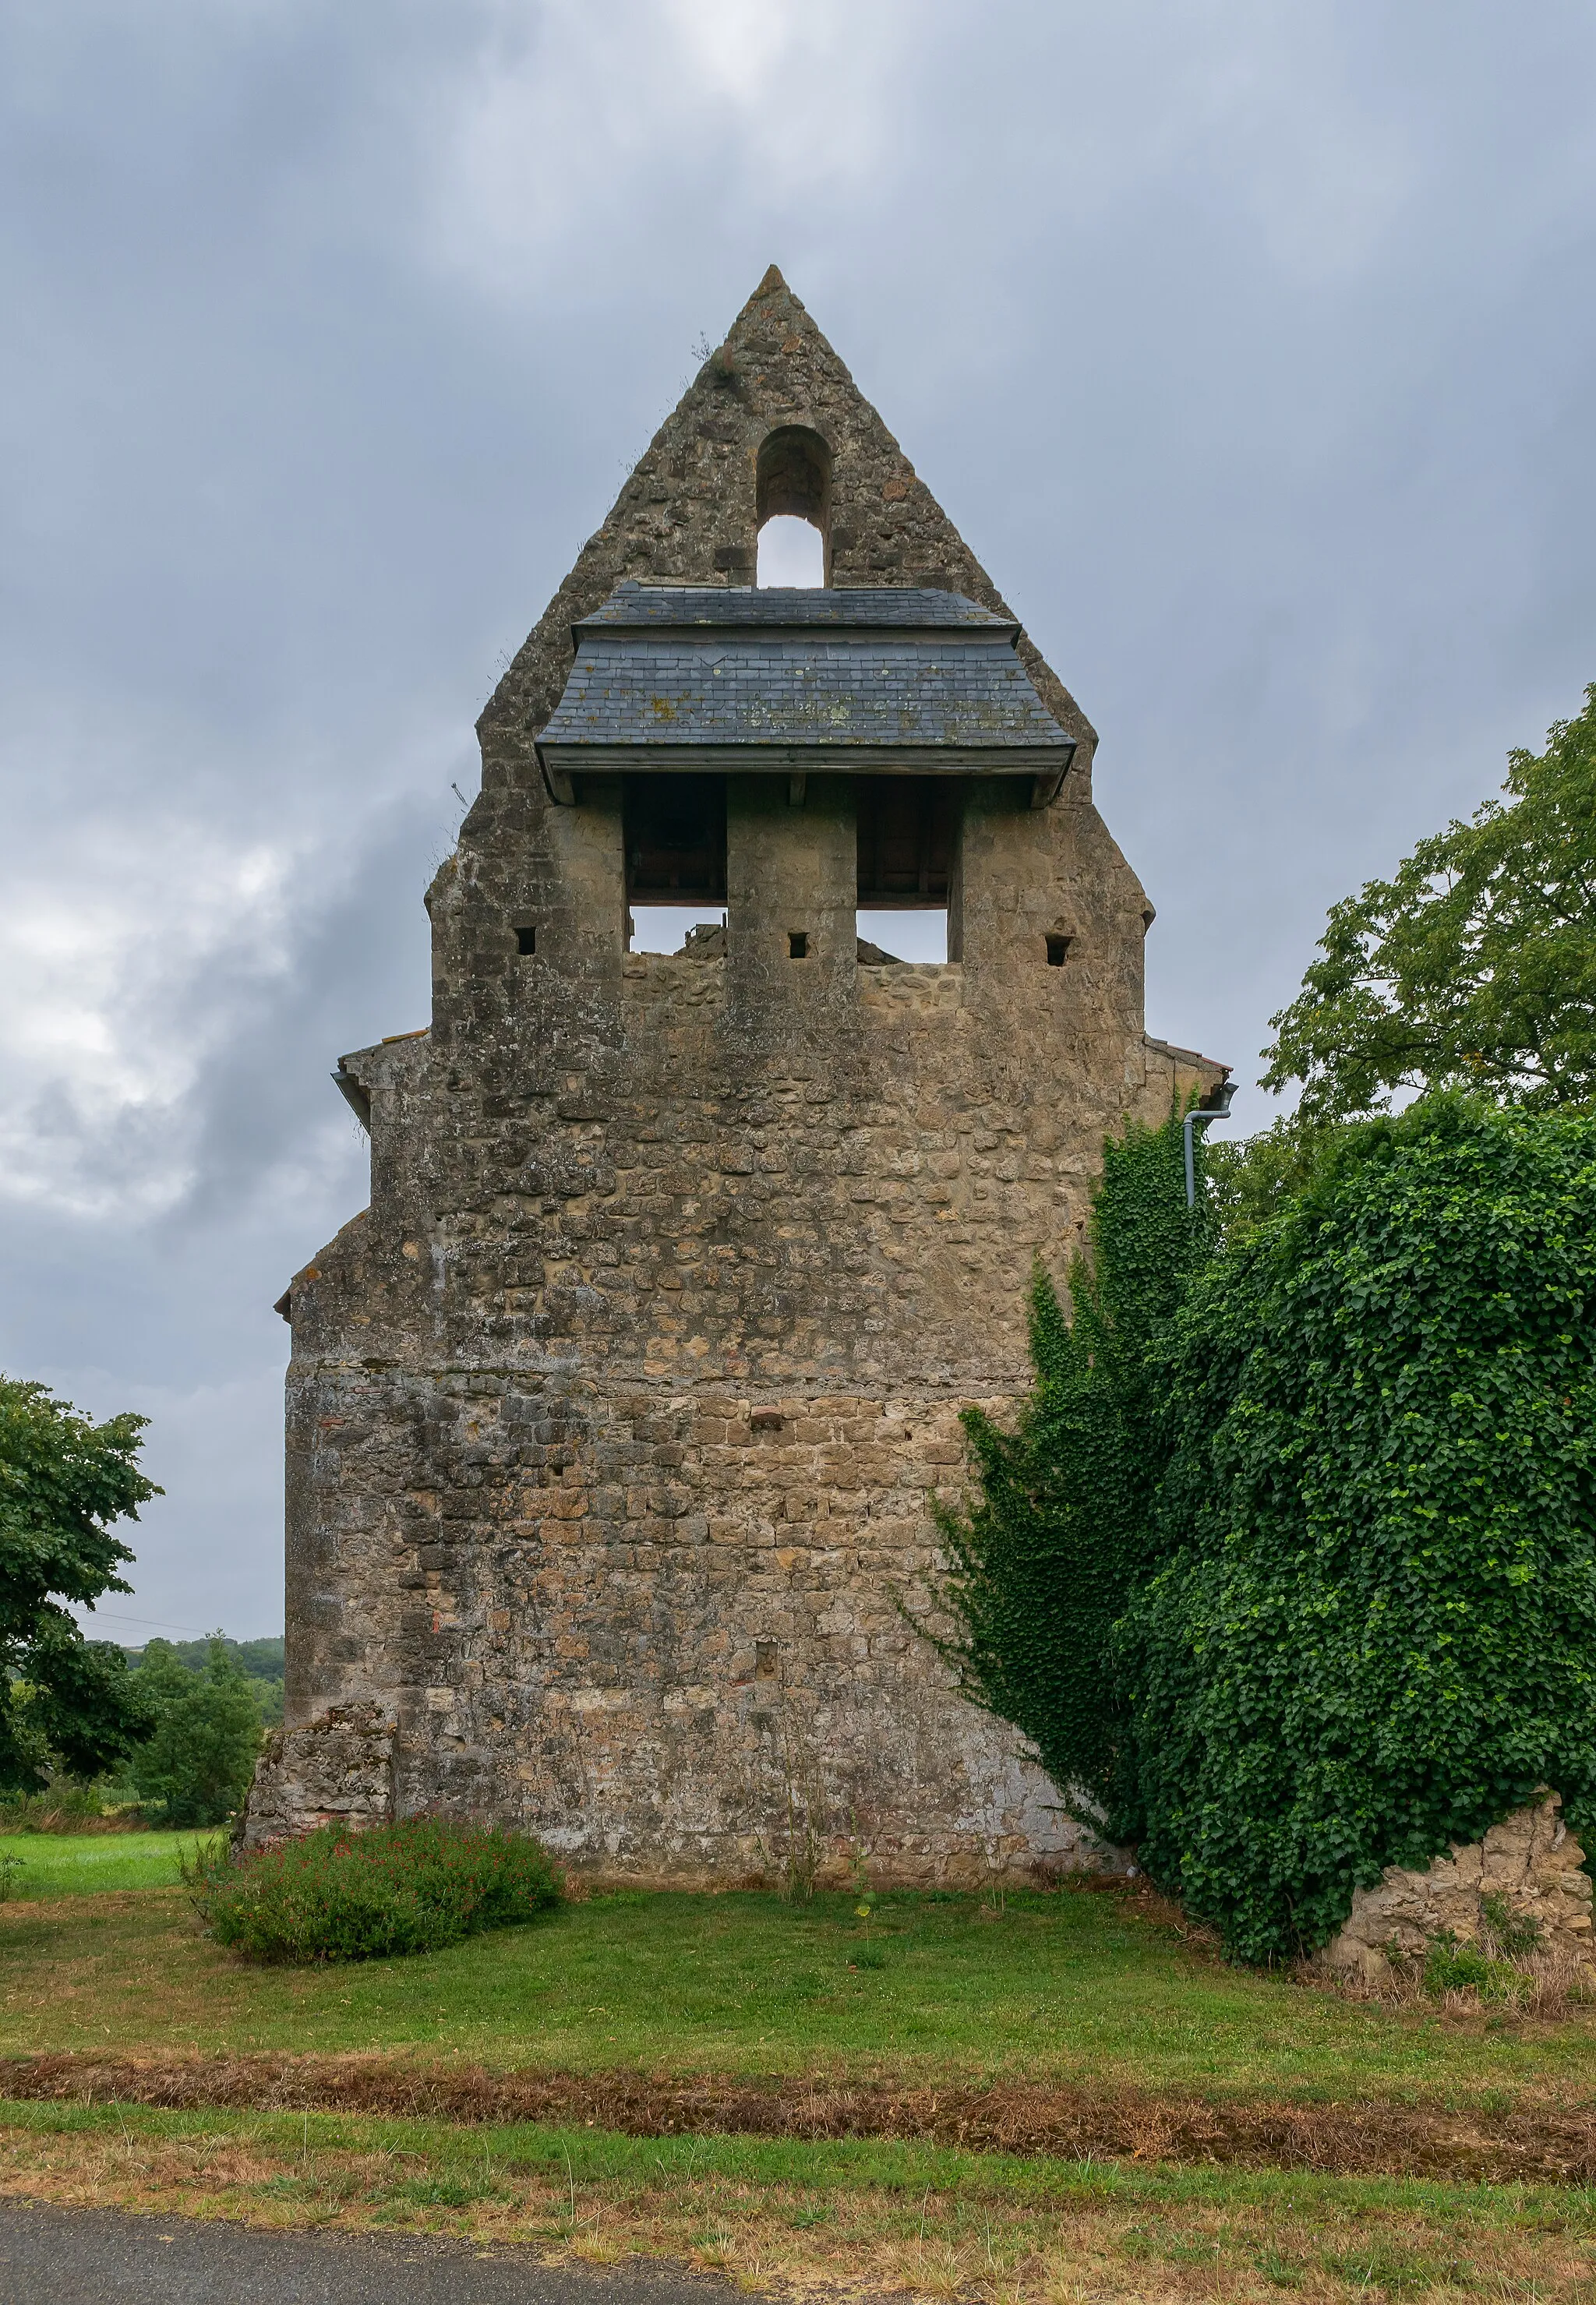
xmin=1184 ymin=1080 xmax=1238 ymax=1208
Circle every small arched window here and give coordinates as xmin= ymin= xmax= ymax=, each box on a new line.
xmin=755 ymin=426 xmax=831 ymax=588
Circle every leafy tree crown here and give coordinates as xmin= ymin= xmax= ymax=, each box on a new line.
xmin=1263 ymin=686 xmax=1596 ymax=1120
xmin=0 ymin=1378 xmax=160 ymax=1789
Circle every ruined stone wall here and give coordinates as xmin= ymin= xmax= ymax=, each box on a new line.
xmin=254 ymin=272 xmax=1223 ymax=1882
xmin=238 ymin=1705 xmax=394 ymax=1851
xmin=1315 ymin=1794 xmax=1594 ymax=1986
xmin=269 ymin=891 xmax=1215 ymax=1883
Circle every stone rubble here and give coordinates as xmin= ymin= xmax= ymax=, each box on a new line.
xmin=1315 ymin=1792 xmax=1594 ymax=1984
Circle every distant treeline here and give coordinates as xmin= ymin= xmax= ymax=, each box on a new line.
xmin=122 ymin=1636 xmax=284 ymax=1728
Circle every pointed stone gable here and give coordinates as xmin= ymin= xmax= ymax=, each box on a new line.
xmin=477 ymin=267 xmax=1095 ymax=798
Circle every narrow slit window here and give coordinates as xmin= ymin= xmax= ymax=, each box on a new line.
xmin=516 ymin=923 xmax=538 ymax=956
xmin=788 ymin=931 xmax=809 ymax=959
xmin=1046 ymin=934 xmax=1071 ymax=966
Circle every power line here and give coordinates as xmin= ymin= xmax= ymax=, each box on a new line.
xmin=73 ymin=1609 xmax=218 ymax=1640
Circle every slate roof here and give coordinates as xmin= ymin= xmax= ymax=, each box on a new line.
xmin=535 ymin=584 xmax=1075 ymax=785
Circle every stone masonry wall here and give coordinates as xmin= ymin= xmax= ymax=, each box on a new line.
xmin=250 ymin=272 xmax=1223 ymax=1881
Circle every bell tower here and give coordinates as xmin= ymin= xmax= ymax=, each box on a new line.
xmin=249 ymin=270 xmax=1224 ymax=1880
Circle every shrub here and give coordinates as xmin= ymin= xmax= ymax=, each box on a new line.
xmin=1125 ymin=1096 xmax=1596 ymax=1964
xmin=129 ymin=1637 xmax=263 ymax=1827
xmin=0 ymin=1776 xmax=130 ymax=1834
xmin=1480 ymin=1890 xmax=1544 ymax=1960
xmin=187 ymin=1817 xmax=563 ymax=1963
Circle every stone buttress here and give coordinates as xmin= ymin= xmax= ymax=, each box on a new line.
xmin=245 ymin=268 xmax=1225 ymax=1881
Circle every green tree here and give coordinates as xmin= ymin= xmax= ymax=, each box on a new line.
xmin=125 ymin=1636 xmax=284 ymax=1727
xmin=1204 ymin=1111 xmax=1346 ymax=1244
xmin=1263 ymin=687 xmax=1596 ymax=1121
xmin=1125 ymin=1096 xmax=1596 ymax=1963
xmin=0 ymin=1378 xmax=158 ymax=1789
xmin=130 ymin=1638 xmax=263 ymax=1827
xmin=934 ymin=1112 xmax=1209 ymax=1831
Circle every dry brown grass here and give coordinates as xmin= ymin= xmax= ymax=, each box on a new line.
xmin=0 ymin=2102 xmax=1589 ymax=2303
xmin=1311 ymin=1942 xmax=1596 ymax=2022
xmin=9 ymin=2049 xmax=1596 ymax=2186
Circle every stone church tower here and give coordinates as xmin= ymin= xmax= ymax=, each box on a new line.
xmin=246 ymin=268 xmax=1223 ymax=1880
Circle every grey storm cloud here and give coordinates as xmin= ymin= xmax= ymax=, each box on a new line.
xmin=2 ymin=0 xmax=1594 ymax=1638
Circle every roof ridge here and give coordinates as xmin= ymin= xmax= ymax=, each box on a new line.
xmin=576 ymin=584 xmax=1017 ymax=633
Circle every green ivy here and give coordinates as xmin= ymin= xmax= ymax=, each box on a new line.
xmin=934 ymin=1110 xmax=1209 ymax=1830
xmin=1125 ymin=1096 xmax=1596 ymax=1963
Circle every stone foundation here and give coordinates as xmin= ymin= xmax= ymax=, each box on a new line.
xmin=1315 ymin=1793 xmax=1594 ymax=1985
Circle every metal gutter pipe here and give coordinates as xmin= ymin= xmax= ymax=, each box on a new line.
xmin=1184 ymin=1080 xmax=1238 ymax=1208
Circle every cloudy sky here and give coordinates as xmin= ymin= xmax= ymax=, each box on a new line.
xmin=3 ymin=0 xmax=1594 ymax=1643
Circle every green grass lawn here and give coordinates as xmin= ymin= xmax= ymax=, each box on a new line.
xmin=2 ymin=1879 xmax=1593 ymax=2107
xmin=0 ymin=1830 xmax=221 ymax=1901
xmin=5 ymin=1873 xmax=1595 ymax=2300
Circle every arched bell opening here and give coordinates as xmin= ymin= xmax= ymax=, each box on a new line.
xmin=755 ymin=425 xmax=831 ymax=588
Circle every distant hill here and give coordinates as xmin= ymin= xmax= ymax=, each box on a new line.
xmin=121 ymin=1635 xmax=284 ymax=1728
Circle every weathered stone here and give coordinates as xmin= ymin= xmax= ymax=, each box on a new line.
xmin=1315 ymin=1793 xmax=1594 ymax=1986
xmin=238 ymin=1703 xmax=394 ymax=1850
xmin=248 ymin=268 xmax=1225 ymax=1883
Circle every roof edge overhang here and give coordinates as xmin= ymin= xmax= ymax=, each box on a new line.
xmin=539 ymin=740 xmax=1072 ymax=776
xmin=538 ymin=741 xmax=1075 ymax=807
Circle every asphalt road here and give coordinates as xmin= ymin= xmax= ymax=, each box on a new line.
xmin=0 ymin=2199 xmax=751 ymax=2304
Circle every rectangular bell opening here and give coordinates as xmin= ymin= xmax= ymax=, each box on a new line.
xmin=856 ymin=775 xmax=956 ymax=964
xmin=856 ymin=776 xmax=957 ymax=908
xmin=623 ymin=774 xmax=727 ymax=903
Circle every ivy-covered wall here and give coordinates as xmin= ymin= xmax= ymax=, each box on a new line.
xmin=1132 ymin=1096 xmax=1596 ymax=1960
xmin=941 ymin=1096 xmax=1596 ymax=1961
